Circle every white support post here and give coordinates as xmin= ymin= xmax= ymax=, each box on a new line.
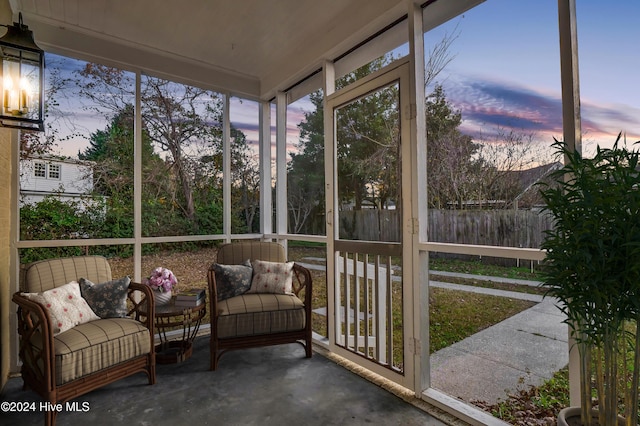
xmin=558 ymin=0 xmax=582 ymax=157
xmin=408 ymin=0 xmax=428 ymax=396
xmin=9 ymin=129 xmax=20 ymax=373
xmin=133 ymin=71 xmax=142 ymax=283
xmin=323 ymin=60 xmax=337 ymax=347
xmin=557 ymin=0 xmax=582 ymax=407
xmin=275 ymin=92 xmax=287 ymax=247
xmin=259 ymin=101 xmax=273 ymax=236
xmin=223 ymin=94 xmax=231 ymax=241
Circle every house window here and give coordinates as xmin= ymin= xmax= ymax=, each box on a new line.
xmin=34 ymin=162 xmax=46 ymax=178
xmin=48 ymin=164 xmax=61 ymax=180
xmin=34 ymin=162 xmax=62 ymax=180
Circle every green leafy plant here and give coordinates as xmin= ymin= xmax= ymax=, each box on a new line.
xmin=539 ymin=134 xmax=640 ymax=425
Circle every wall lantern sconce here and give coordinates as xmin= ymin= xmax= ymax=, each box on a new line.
xmin=0 ymin=12 xmax=44 ymax=131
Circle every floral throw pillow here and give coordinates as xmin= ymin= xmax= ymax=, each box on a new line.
xmin=79 ymin=276 xmax=131 ymax=319
xmin=247 ymin=260 xmax=294 ymax=295
xmin=212 ymin=260 xmax=253 ymax=301
xmin=22 ymin=281 xmax=100 ymax=335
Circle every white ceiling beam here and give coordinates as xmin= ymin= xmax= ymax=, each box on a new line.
xmin=26 ymin=19 xmax=262 ymax=99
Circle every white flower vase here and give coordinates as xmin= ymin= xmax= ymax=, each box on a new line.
xmin=154 ymin=289 xmax=172 ymax=306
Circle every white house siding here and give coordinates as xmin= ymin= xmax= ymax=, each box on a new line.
xmin=20 ymin=157 xmax=95 ymax=207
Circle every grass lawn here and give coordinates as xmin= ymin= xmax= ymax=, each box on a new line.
xmin=429 ymin=288 xmax=534 ymax=353
xmin=430 ymin=257 xmax=542 ymax=281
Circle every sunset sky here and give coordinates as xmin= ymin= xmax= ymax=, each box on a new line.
xmin=423 ymin=0 xmax=640 ymax=152
xmin=275 ymin=0 xmax=640 ymax=161
xmin=50 ymin=0 xmax=640 ymax=160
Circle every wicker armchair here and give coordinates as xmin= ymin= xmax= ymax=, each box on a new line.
xmin=207 ymin=241 xmax=313 ymax=370
xmin=12 ymin=256 xmax=156 ymax=426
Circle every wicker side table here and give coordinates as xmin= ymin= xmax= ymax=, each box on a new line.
xmin=152 ymin=299 xmax=206 ymax=364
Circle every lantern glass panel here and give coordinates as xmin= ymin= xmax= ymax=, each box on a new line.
xmin=1 ymin=47 xmax=42 ymax=120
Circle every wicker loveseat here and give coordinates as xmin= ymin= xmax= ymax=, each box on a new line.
xmin=12 ymin=256 xmax=156 ymax=426
xmin=207 ymin=241 xmax=313 ymax=370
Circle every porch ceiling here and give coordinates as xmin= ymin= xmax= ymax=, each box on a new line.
xmin=9 ymin=0 xmax=410 ymax=100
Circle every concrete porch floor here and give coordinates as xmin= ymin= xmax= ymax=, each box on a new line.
xmin=1 ymin=337 xmax=461 ymax=426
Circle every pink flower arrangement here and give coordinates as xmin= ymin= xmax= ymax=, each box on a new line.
xmin=145 ymin=267 xmax=178 ymax=293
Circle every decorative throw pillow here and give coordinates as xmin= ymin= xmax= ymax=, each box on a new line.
xmin=79 ymin=276 xmax=131 ymax=319
xmin=247 ymin=260 xmax=294 ymax=295
xmin=22 ymin=281 xmax=100 ymax=335
xmin=212 ymin=260 xmax=253 ymax=301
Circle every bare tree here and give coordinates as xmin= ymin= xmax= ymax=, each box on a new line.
xmin=20 ymin=59 xmax=76 ymax=159
xmin=425 ymin=22 xmax=460 ymax=89
xmin=472 ymin=128 xmax=553 ymax=208
xmin=142 ymin=77 xmax=221 ymax=221
xmin=230 ymin=129 xmax=260 ymax=232
xmin=77 ymin=65 xmax=223 ymax=224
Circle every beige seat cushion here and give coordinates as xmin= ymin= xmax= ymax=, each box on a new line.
xmin=51 ymin=318 xmax=151 ymax=385
xmin=217 ymin=293 xmax=306 ymax=338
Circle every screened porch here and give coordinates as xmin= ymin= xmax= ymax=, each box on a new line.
xmin=0 ymin=1 xmax=598 ymax=425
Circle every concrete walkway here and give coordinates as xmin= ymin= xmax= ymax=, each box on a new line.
xmin=430 ymin=291 xmax=568 ymax=404
xmin=426 ymin=273 xmax=568 ymax=404
xmin=428 ymin=272 xmax=568 ymax=404
xmin=301 ymin=260 xmax=569 ymax=405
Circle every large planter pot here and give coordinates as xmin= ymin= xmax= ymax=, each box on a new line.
xmin=558 ymin=407 xmax=625 ymax=426
xmin=154 ymin=289 xmax=172 ymax=306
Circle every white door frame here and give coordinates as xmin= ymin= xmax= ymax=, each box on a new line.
xmin=324 ymin=58 xmax=416 ymax=389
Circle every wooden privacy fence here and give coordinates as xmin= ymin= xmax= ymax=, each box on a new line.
xmin=338 ymin=209 xmax=554 ymax=248
xmin=339 ymin=209 xmax=401 ymax=242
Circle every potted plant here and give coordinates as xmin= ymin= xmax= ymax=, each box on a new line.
xmin=539 ymin=134 xmax=640 ymax=426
